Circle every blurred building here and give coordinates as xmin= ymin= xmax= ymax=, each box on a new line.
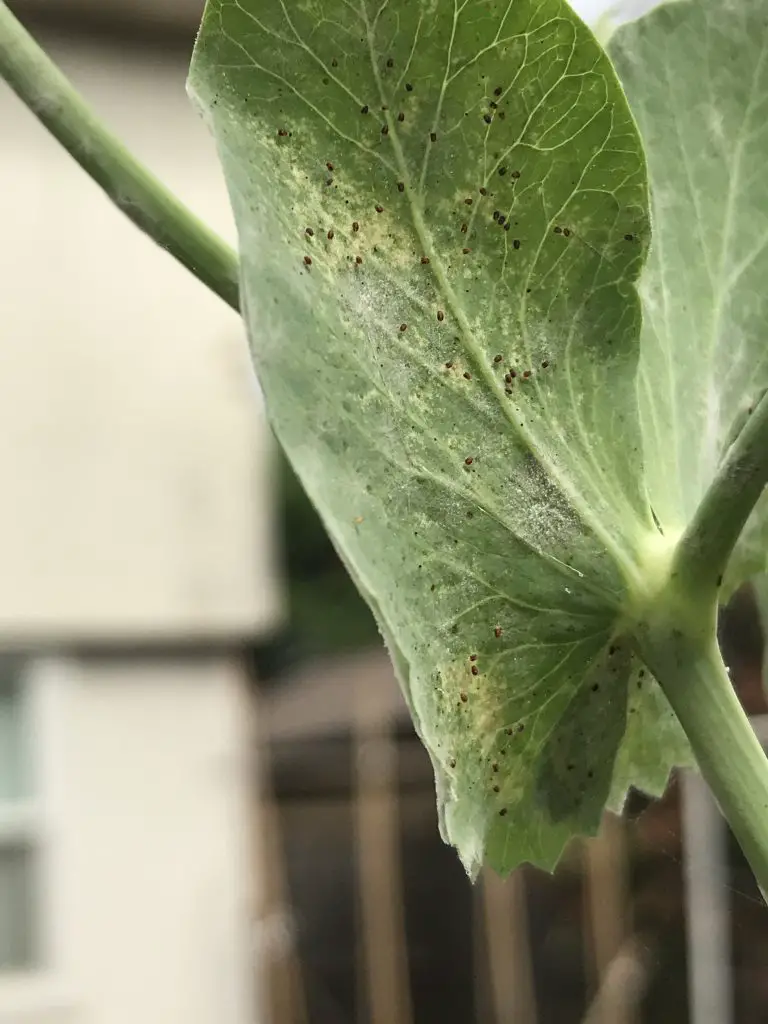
xmin=0 ymin=2 xmax=281 ymax=1021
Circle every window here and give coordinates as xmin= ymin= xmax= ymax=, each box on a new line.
xmin=0 ymin=660 xmax=37 ymax=970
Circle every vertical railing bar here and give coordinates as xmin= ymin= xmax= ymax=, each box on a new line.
xmin=353 ymin=683 xmax=413 ymax=1024
xmin=681 ymin=767 xmax=733 ymax=1024
xmin=481 ymin=867 xmax=538 ymax=1024
xmin=583 ymin=815 xmax=634 ymax=1024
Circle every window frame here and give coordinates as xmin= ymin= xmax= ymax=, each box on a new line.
xmin=0 ymin=658 xmax=79 ymax=1020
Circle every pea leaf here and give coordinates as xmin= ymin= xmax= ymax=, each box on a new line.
xmin=608 ymin=0 xmax=768 ymax=593
xmin=189 ymin=0 xmax=664 ymax=875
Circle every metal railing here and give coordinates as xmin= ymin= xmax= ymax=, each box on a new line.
xmin=254 ymin=685 xmax=767 ymax=1024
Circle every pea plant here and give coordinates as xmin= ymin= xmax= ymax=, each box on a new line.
xmin=4 ymin=0 xmax=768 ymax=894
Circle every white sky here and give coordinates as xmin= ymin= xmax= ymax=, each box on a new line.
xmin=570 ymin=0 xmax=663 ymax=27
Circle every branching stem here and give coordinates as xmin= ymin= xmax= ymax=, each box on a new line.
xmin=637 ymin=615 xmax=768 ymax=901
xmin=637 ymin=387 xmax=768 ymax=901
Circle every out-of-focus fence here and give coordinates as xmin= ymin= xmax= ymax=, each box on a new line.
xmin=252 ymin=648 xmax=768 ymax=1024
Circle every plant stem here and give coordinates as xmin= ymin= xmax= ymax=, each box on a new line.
xmin=672 ymin=387 xmax=768 ymax=595
xmin=0 ymin=0 xmax=240 ymax=311
xmin=640 ymin=621 xmax=768 ymax=900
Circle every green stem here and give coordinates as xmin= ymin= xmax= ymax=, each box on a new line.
xmin=654 ymin=383 xmax=768 ymax=897
xmin=672 ymin=387 xmax=768 ymax=595
xmin=640 ymin=618 xmax=768 ymax=900
xmin=0 ymin=0 xmax=240 ymax=311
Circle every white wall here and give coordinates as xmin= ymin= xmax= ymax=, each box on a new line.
xmin=30 ymin=656 xmax=258 ymax=1024
xmin=0 ymin=31 xmax=273 ymax=1024
xmin=0 ymin=34 xmax=280 ymax=644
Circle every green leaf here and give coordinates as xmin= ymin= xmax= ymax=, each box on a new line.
xmin=189 ymin=0 xmax=667 ymax=875
xmin=608 ymin=0 xmax=768 ymax=593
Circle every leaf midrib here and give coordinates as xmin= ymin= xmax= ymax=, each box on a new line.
xmin=361 ymin=1 xmax=642 ymax=592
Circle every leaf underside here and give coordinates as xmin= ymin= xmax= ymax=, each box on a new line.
xmin=610 ymin=0 xmax=768 ymax=593
xmin=189 ymin=0 xmax=691 ymax=875
xmin=608 ymin=0 xmax=768 ymax=808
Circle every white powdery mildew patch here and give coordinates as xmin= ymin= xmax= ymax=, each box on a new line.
xmin=499 ymin=441 xmax=584 ymax=554
xmin=522 ymin=485 xmax=582 ymax=555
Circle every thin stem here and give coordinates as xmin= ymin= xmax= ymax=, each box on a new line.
xmin=672 ymin=387 xmax=768 ymax=594
xmin=0 ymin=0 xmax=240 ymax=311
xmin=639 ymin=620 xmax=768 ymax=901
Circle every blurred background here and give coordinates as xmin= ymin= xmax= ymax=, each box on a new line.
xmin=1 ymin=1 xmax=767 ymax=1022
